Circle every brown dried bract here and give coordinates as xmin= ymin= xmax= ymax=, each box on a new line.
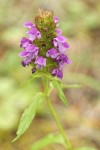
xmin=38 ymin=8 xmax=53 ymax=18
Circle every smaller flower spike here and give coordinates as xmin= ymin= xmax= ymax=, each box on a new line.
xmin=19 ymin=9 xmax=71 ymax=79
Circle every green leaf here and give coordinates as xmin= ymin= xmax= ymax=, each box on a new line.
xmin=75 ymin=147 xmax=96 ymax=150
xmin=65 ymin=73 xmax=100 ymax=91
xmin=12 ymin=93 xmax=45 ymax=142
xmin=62 ymin=84 xmax=82 ymax=89
xmin=31 ymin=133 xmax=65 ymax=150
xmin=51 ymin=81 xmax=67 ymax=105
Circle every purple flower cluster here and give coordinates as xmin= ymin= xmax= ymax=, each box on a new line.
xmin=19 ymin=22 xmax=45 ymax=68
xmin=19 ymin=14 xmax=71 ymax=79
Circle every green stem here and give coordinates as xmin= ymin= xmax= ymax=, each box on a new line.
xmin=43 ymin=78 xmax=73 ymax=150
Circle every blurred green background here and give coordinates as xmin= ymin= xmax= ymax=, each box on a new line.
xmin=0 ymin=0 xmax=100 ymax=150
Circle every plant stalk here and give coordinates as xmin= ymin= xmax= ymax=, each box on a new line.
xmin=43 ymin=78 xmax=73 ymax=150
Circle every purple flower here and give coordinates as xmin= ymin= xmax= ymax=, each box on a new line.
xmin=56 ymin=29 xmax=62 ymax=35
xmin=56 ymin=54 xmax=68 ymax=63
xmin=55 ymin=54 xmax=69 ymax=68
xmin=19 ymin=44 xmax=39 ymax=66
xmin=53 ymin=16 xmax=59 ymax=23
xmin=20 ymin=37 xmax=32 ymax=48
xmin=22 ymin=53 xmax=35 ymax=65
xmin=19 ymin=44 xmax=39 ymax=57
xmin=46 ymin=48 xmax=58 ymax=58
xmin=35 ymin=56 xmax=46 ymax=69
xmin=25 ymin=44 xmax=39 ymax=55
xmin=27 ymin=27 xmax=41 ymax=41
xmin=19 ymin=50 xmax=29 ymax=57
xmin=53 ymin=35 xmax=69 ymax=53
xmin=24 ymin=22 xmax=35 ymax=29
xmin=51 ymin=68 xmax=63 ymax=79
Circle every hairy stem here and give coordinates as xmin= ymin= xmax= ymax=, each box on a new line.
xmin=43 ymin=78 xmax=73 ymax=150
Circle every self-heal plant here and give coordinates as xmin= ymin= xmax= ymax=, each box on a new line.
xmin=13 ymin=9 xmax=73 ymax=150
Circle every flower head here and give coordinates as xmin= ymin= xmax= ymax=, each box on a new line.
xmin=19 ymin=9 xmax=71 ymax=79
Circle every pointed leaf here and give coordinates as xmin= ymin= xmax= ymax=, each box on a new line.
xmin=12 ymin=93 xmax=45 ymax=142
xmin=31 ymin=133 xmax=65 ymax=150
xmin=62 ymin=84 xmax=82 ymax=89
xmin=51 ymin=81 xmax=67 ymax=105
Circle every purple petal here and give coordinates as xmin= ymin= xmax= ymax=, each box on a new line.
xmin=18 ymin=50 xmax=29 ymax=57
xmin=67 ymin=59 xmax=72 ymax=64
xmin=20 ymin=37 xmax=32 ymax=48
xmin=35 ymin=56 xmax=46 ymax=69
xmin=56 ymin=35 xmax=67 ymax=43
xmin=25 ymin=44 xmax=39 ymax=54
xmin=51 ymin=68 xmax=63 ymax=79
xmin=63 ymin=42 xmax=69 ymax=48
xmin=36 ymin=31 xmax=41 ymax=39
xmin=53 ymin=16 xmax=59 ymax=23
xmin=24 ymin=53 xmax=34 ymax=64
xmin=28 ymin=35 xmax=36 ymax=41
xmin=46 ymin=48 xmax=58 ymax=58
xmin=56 ymin=29 xmax=62 ymax=35
xmin=27 ymin=28 xmax=41 ymax=41
xmin=27 ymin=53 xmax=34 ymax=60
xmin=26 ymin=28 xmax=38 ymax=35
xmin=57 ymin=69 xmax=63 ymax=79
xmin=23 ymin=22 xmax=35 ymax=29
xmin=53 ymin=36 xmax=69 ymax=53
xmin=56 ymin=54 xmax=68 ymax=63
xmin=55 ymin=54 xmax=71 ymax=68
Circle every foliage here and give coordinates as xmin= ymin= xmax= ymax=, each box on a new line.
xmin=31 ymin=133 xmax=65 ymax=150
xmin=12 ymin=93 xmax=45 ymax=142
